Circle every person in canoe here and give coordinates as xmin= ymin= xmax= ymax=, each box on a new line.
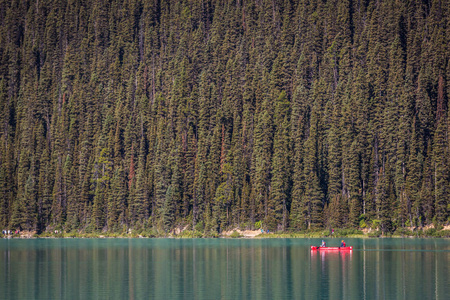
xmin=340 ymin=240 xmax=346 ymax=247
xmin=320 ymin=240 xmax=326 ymax=247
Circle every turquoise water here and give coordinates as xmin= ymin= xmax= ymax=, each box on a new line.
xmin=0 ymin=238 xmax=449 ymax=299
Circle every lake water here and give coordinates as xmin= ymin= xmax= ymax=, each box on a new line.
xmin=1 ymin=238 xmax=449 ymax=299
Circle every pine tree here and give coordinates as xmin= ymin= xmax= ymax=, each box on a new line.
xmin=268 ymin=91 xmax=290 ymax=231
xmin=432 ymin=118 xmax=449 ymax=224
xmin=251 ymin=98 xmax=273 ymax=224
xmin=212 ymin=163 xmax=233 ymax=232
xmin=301 ymin=103 xmax=324 ymax=229
xmin=91 ymin=147 xmax=112 ymax=231
xmin=131 ymin=139 xmax=149 ymax=223
xmin=406 ymin=122 xmax=422 ymax=227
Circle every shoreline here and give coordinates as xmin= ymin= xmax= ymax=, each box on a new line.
xmin=2 ymin=227 xmax=450 ymax=239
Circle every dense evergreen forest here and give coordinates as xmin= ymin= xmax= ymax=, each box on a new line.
xmin=0 ymin=0 xmax=449 ymax=235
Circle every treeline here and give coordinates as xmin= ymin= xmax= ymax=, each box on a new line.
xmin=0 ymin=0 xmax=449 ymax=234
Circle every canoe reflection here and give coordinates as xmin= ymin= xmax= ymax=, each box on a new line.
xmin=310 ymin=249 xmax=353 ymax=262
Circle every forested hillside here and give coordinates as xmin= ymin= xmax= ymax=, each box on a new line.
xmin=0 ymin=0 xmax=449 ymax=234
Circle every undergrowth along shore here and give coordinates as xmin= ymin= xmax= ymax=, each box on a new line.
xmin=2 ymin=227 xmax=450 ymax=239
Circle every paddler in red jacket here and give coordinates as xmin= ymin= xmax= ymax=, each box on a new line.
xmin=340 ymin=240 xmax=346 ymax=247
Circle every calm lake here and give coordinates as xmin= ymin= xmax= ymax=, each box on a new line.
xmin=1 ymin=238 xmax=449 ymax=299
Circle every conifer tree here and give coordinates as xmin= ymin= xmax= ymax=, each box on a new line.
xmin=301 ymin=103 xmax=324 ymax=229
xmin=268 ymin=91 xmax=291 ymax=231
xmin=251 ymin=98 xmax=273 ymax=223
xmin=432 ymin=118 xmax=449 ymax=224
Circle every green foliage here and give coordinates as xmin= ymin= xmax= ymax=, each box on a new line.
xmin=359 ymin=219 xmax=367 ymax=229
xmin=424 ymin=227 xmax=438 ymax=237
xmin=371 ymin=219 xmax=382 ymax=230
xmin=432 ymin=230 xmax=450 ymax=238
xmin=179 ymin=230 xmax=204 ymax=238
xmin=0 ymin=0 xmax=448 ymax=235
xmin=230 ymin=231 xmax=242 ymax=238
xmin=393 ymin=227 xmax=414 ymax=237
xmin=368 ymin=231 xmax=382 ymax=238
xmin=333 ymin=228 xmax=364 ymax=237
xmin=203 ymin=231 xmax=219 ymax=238
xmin=194 ymin=221 xmax=204 ymax=232
xmin=254 ymin=220 xmax=262 ymax=230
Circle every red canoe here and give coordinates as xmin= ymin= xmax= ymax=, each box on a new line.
xmin=310 ymin=246 xmax=353 ymax=250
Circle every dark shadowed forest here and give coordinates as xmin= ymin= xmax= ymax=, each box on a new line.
xmin=0 ymin=0 xmax=449 ymax=235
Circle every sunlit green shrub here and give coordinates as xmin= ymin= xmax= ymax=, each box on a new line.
xmin=393 ymin=227 xmax=413 ymax=236
xmin=368 ymin=230 xmax=381 ymax=237
xmin=230 ymin=231 xmax=242 ymax=238
xmin=359 ymin=219 xmax=367 ymax=228
xmin=335 ymin=228 xmax=364 ymax=236
xmin=254 ymin=221 xmax=262 ymax=229
xmin=194 ymin=221 xmax=204 ymax=232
